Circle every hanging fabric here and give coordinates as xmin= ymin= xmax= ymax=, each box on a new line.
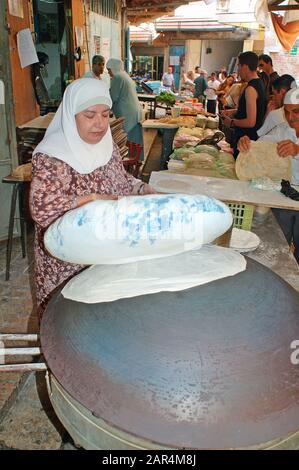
xmin=271 ymin=12 xmax=299 ymax=51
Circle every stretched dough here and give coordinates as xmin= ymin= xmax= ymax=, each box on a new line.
xmin=236 ymin=140 xmax=292 ymax=181
xmin=62 ymin=246 xmax=246 ymax=304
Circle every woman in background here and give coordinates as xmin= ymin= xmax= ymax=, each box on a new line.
xmin=106 ymin=58 xmax=143 ymax=154
xmin=215 ymin=75 xmax=235 ymax=110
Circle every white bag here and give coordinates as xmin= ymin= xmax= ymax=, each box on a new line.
xmin=44 ymin=194 xmax=232 ymax=265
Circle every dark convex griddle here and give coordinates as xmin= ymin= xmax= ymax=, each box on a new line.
xmin=41 ymin=258 xmax=299 ymax=449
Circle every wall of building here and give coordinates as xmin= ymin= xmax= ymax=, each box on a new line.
xmin=71 ymin=0 xmax=86 ymax=78
xmin=200 ymin=39 xmax=243 ymax=74
xmin=7 ymin=0 xmax=39 ymax=126
xmin=88 ymin=12 xmax=120 ymax=61
xmin=264 ymin=26 xmax=299 ymax=80
xmin=185 ymin=40 xmax=202 ymax=75
xmin=34 ymin=0 xmax=63 ymax=99
xmin=83 ymin=3 xmax=121 ymax=75
xmin=271 ymin=51 xmax=299 ymax=80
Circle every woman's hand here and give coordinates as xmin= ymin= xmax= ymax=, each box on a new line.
xmin=143 ymin=184 xmax=157 ymax=195
xmin=75 ymin=193 xmax=118 ymax=208
xmin=221 ymin=108 xmax=235 ymax=117
xmin=137 ymin=183 xmax=157 ymax=195
xmin=237 ymin=136 xmax=251 ymax=153
xmin=277 ymin=140 xmax=299 ymax=158
xmin=92 ymin=193 xmax=118 ymax=200
xmin=222 ymin=115 xmax=233 ymax=127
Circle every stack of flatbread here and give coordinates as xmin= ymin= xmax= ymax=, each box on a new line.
xmin=110 ymin=117 xmax=128 ymax=159
xmin=157 ymin=116 xmax=197 ymax=128
xmin=12 ymin=163 xmax=32 ymax=181
xmin=236 ymin=140 xmax=292 ymax=181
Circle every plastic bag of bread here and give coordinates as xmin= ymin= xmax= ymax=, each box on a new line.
xmin=183 ymin=152 xmax=215 ymax=169
xmin=193 ymin=145 xmax=219 ymax=158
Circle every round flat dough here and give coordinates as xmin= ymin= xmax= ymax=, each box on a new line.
xmin=236 ymin=140 xmax=292 ymax=181
xmin=229 ymin=228 xmax=260 ymax=253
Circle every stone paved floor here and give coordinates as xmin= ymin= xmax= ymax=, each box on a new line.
xmin=0 ymin=230 xmax=36 ymax=416
xmin=0 ymin=373 xmax=64 ymax=450
xmin=0 ymin=229 xmax=72 ymax=448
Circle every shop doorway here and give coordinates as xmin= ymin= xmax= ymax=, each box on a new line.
xmin=169 ymin=45 xmax=185 ymax=90
xmin=132 ymin=55 xmax=164 ymax=81
xmin=32 ymin=0 xmax=73 ymax=101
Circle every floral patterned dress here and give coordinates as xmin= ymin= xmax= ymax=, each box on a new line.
xmin=30 ymin=142 xmax=139 ymax=314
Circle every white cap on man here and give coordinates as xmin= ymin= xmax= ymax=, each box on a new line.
xmin=284 ymin=83 xmax=299 ymax=105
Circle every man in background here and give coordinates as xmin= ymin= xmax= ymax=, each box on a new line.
xmin=162 ymin=66 xmax=175 ymax=92
xmin=194 ymin=69 xmax=208 ymax=103
xmin=258 ymin=54 xmax=279 ymax=95
xmin=258 ymin=74 xmax=295 ymax=137
xmin=204 ymin=72 xmax=220 ymax=114
xmin=194 ymin=66 xmax=201 ymax=79
xmin=84 ymin=55 xmax=110 ymax=87
xmin=238 ymin=86 xmax=299 ymax=263
xmin=222 ymin=51 xmax=266 ymax=157
xmin=218 ymin=68 xmax=227 ymax=83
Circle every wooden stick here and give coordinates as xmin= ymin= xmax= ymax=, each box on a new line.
xmin=0 ymin=347 xmax=41 ymax=356
xmin=0 ymin=363 xmax=47 ymax=372
xmin=268 ymin=4 xmax=299 ymax=10
xmin=0 ymin=334 xmax=39 ymax=342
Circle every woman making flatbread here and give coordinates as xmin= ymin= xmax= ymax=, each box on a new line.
xmin=30 ymin=78 xmax=155 ymax=316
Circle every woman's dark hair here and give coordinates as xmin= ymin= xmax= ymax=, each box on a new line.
xmin=238 ymin=51 xmax=258 ymax=71
xmin=258 ymin=54 xmax=273 ymax=66
xmin=272 ymin=74 xmax=295 ymax=92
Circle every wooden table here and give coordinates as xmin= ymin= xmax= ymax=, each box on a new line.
xmin=149 ymin=171 xmax=299 ymax=211
xmin=142 ymin=120 xmax=179 ymax=170
xmin=18 ymin=112 xmax=55 ymax=130
xmin=137 ymin=94 xmax=156 ymax=119
xmin=142 ymin=128 xmax=158 ymax=164
xmin=16 ymin=113 xmax=56 ymax=164
xmin=248 ymin=211 xmax=299 ymax=291
xmin=150 ymin=169 xmax=299 ymax=288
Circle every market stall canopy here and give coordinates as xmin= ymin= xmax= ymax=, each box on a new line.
xmin=126 ymin=0 xmax=192 ymax=24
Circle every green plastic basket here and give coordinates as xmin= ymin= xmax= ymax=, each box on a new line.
xmin=227 ymin=202 xmax=254 ymax=231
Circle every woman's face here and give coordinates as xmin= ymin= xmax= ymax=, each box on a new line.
xmin=227 ymin=77 xmax=234 ymax=86
xmin=75 ymin=104 xmax=110 ymax=144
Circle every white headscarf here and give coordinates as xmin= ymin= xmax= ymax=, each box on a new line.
xmin=106 ymin=58 xmax=124 ymax=75
xmin=33 ymin=78 xmax=113 ymax=174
